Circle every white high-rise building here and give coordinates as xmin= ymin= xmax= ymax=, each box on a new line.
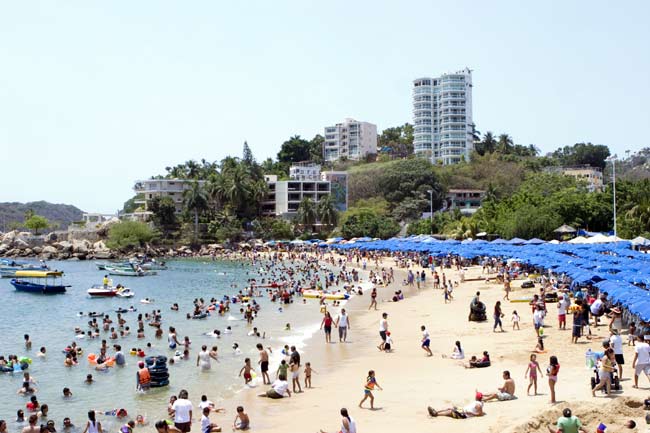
xmin=412 ymin=68 xmax=474 ymax=165
xmin=323 ymin=118 xmax=377 ymax=162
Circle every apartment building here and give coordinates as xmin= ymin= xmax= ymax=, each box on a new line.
xmin=134 ymin=179 xmax=206 ymax=214
xmin=445 ymin=189 xmax=486 ymax=215
xmin=413 ymin=68 xmax=474 ymax=165
xmin=562 ymin=167 xmax=604 ymax=192
xmin=323 ymin=118 xmax=377 ymax=162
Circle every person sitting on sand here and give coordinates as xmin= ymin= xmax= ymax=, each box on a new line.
xmin=444 ymin=341 xmax=464 ymax=359
xmin=259 ymin=374 xmax=291 ymax=399
xmin=232 ymin=406 xmax=249 ymax=431
xmin=478 ymin=370 xmax=516 ymax=401
xmin=319 ymin=408 xmax=356 ymax=433
xmin=464 ymin=351 xmax=490 ymax=368
xmin=427 ymin=392 xmax=484 ymax=419
xmin=546 ymin=408 xmax=588 ymax=433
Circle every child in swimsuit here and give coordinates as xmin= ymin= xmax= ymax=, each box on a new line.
xmin=304 ymin=362 xmax=316 ymax=389
xmin=239 ymin=358 xmax=253 ymax=384
xmin=233 ymin=406 xmax=249 ymax=431
xmin=525 ymin=354 xmax=542 ymax=395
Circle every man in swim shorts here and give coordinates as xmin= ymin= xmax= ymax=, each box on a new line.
xmin=480 ymin=370 xmax=516 ymax=401
xmin=427 ymin=392 xmax=484 ymax=419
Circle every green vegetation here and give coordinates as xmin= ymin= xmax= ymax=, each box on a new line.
xmin=340 ymin=206 xmax=401 ymax=239
xmin=24 ymin=214 xmax=49 ymax=234
xmin=138 ymin=126 xmax=650 ymax=242
xmin=0 ymin=201 xmax=83 ymax=231
xmin=106 ymin=221 xmax=155 ymax=250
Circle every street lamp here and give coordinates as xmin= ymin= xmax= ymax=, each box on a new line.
xmin=427 ymin=190 xmax=434 ymax=235
xmin=606 ymin=155 xmax=618 ymax=237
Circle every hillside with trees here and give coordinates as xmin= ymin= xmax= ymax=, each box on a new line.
xmin=130 ymin=125 xmax=650 ymax=243
xmin=0 ymin=201 xmax=83 ymax=231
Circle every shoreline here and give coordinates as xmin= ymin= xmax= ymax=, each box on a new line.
xmin=209 ymin=254 xmax=650 ymax=433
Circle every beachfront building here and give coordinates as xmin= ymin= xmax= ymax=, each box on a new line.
xmin=134 ymin=179 xmax=206 ymax=214
xmin=323 ymin=118 xmax=377 ymax=162
xmin=445 ymin=189 xmax=486 ymax=215
xmin=413 ymin=68 xmax=474 ymax=165
xmin=562 ymin=167 xmax=604 ymax=192
xmin=262 ymin=164 xmax=349 ymax=218
xmin=289 ymin=162 xmax=321 ymax=181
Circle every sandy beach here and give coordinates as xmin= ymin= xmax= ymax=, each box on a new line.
xmin=215 ymin=255 xmax=649 ymax=433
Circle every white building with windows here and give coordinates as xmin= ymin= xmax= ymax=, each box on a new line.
xmin=323 ymin=118 xmax=377 ymax=162
xmin=262 ymin=174 xmax=331 ymax=218
xmin=134 ymin=179 xmax=206 ymax=214
xmin=413 ymin=68 xmax=474 ymax=165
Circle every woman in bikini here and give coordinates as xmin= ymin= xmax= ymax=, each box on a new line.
xmin=547 ymin=355 xmax=560 ymax=403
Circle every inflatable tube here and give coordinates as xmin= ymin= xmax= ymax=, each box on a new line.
xmin=145 ymin=355 xmax=168 ymax=364
xmin=207 ymin=305 xmax=216 ymax=311
xmin=87 ymin=353 xmax=97 ymax=364
xmin=149 ymin=379 xmax=169 ymax=388
xmin=129 ymin=350 xmax=137 ymax=356
xmin=191 ymin=313 xmax=208 ymax=320
xmin=20 ymin=362 xmax=29 ymax=370
xmin=18 ymin=357 xmax=32 ymax=365
xmin=105 ymin=358 xmax=115 ymax=367
xmin=0 ymin=366 xmax=13 ymax=373
xmin=150 ymin=372 xmax=169 ymax=381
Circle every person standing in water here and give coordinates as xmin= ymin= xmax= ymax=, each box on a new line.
xmin=81 ymin=411 xmax=103 ymax=433
xmin=196 ymin=345 xmax=211 ymax=370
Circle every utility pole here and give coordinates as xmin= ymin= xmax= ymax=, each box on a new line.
xmin=607 ymin=155 xmax=618 ymax=237
xmin=427 ymin=190 xmax=434 ymax=235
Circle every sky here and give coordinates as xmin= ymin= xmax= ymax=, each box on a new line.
xmin=0 ymin=1 xmax=648 ymax=213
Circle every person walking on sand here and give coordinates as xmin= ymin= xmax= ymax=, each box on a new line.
xmin=493 ymin=301 xmax=505 ymax=332
xmin=547 ymin=356 xmax=560 ymax=403
xmin=369 ymin=288 xmax=378 ymax=310
xmin=421 ymin=326 xmax=432 ymax=357
xmin=320 ymin=408 xmax=356 ymax=433
xmin=359 ymin=370 xmax=382 ymax=409
xmin=632 ymin=334 xmax=650 ymax=388
xmin=503 ymin=279 xmax=511 ymax=301
xmin=378 ymin=313 xmax=388 ymax=351
xmin=320 ymin=311 xmax=335 ymax=344
xmin=525 ymin=354 xmax=543 ymax=395
xmin=335 ymin=309 xmax=350 ymax=343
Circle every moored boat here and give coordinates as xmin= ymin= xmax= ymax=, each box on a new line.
xmin=105 ymin=266 xmax=156 ymax=277
xmin=10 ymin=270 xmax=68 ymax=294
xmin=87 ymin=285 xmax=134 ymax=298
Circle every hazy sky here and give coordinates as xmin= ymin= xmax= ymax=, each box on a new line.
xmin=1 ymin=1 xmax=648 ymax=213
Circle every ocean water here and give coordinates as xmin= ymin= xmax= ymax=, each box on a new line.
xmin=0 ymin=259 xmax=332 ymax=431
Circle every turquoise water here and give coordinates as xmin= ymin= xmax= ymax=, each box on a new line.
xmin=0 ymin=259 xmax=327 ymax=432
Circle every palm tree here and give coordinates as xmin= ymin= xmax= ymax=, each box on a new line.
xmin=297 ymin=197 xmax=317 ymax=229
xmin=183 ymin=181 xmax=208 ymax=241
xmin=482 ymin=132 xmax=497 ymax=154
xmin=185 ymin=160 xmax=201 ymax=179
xmin=224 ymin=164 xmax=251 ymax=211
xmin=205 ymin=173 xmax=226 ymax=211
xmin=317 ymin=195 xmax=338 ymax=228
xmin=496 ymin=134 xmax=514 ymax=154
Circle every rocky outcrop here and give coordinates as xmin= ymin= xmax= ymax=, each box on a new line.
xmin=0 ymin=229 xmax=238 ymax=260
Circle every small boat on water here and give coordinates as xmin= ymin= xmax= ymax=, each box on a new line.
xmin=1 ymin=260 xmax=50 ymax=278
xmin=87 ymin=285 xmax=134 ymax=298
xmin=105 ymin=266 xmax=156 ymax=277
xmin=10 ymin=270 xmax=69 ymax=294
